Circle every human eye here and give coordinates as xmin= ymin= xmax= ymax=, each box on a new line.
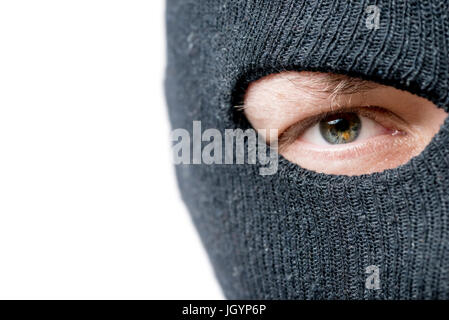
xmin=277 ymin=106 xmax=414 ymax=175
xmin=292 ymin=107 xmax=403 ymax=147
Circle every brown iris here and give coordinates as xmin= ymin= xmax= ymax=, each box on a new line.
xmin=319 ymin=113 xmax=361 ymax=144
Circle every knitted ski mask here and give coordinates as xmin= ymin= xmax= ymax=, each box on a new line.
xmin=165 ymin=0 xmax=449 ymax=299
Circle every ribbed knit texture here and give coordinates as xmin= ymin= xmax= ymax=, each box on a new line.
xmin=165 ymin=0 xmax=449 ymax=299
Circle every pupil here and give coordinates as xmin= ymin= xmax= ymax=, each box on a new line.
xmin=319 ymin=113 xmax=361 ymax=144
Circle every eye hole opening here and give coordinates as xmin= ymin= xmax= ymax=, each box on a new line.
xmin=241 ymin=71 xmax=448 ymax=176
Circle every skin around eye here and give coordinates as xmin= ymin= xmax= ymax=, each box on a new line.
xmin=243 ymin=71 xmax=448 ymax=176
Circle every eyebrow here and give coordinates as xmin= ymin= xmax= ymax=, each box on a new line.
xmin=325 ymin=74 xmax=375 ymax=96
xmin=290 ymin=73 xmax=376 ymax=101
xmin=236 ymin=73 xmax=376 ymax=113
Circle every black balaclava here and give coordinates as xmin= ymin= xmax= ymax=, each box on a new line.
xmin=165 ymin=0 xmax=449 ymax=299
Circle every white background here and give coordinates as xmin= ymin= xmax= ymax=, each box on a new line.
xmin=0 ymin=0 xmax=222 ymax=299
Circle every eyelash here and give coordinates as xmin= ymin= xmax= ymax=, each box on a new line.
xmin=278 ymin=106 xmax=406 ymax=151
